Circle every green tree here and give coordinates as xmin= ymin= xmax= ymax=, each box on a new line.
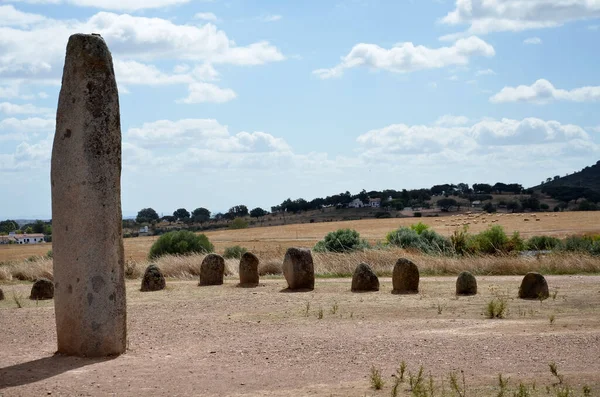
xmin=229 ymin=217 xmax=249 ymax=229
xmin=191 ymin=207 xmax=211 ymax=223
xmin=173 ymin=208 xmax=190 ymax=222
xmin=136 ymin=208 xmax=159 ymax=224
xmin=250 ymin=207 xmax=268 ymax=218
xmin=0 ymin=220 xmax=18 ymax=234
xmin=226 ymin=205 xmax=249 ymax=219
xmin=437 ymin=198 xmax=458 ymax=212
xmin=148 ymin=230 xmax=213 ymax=259
xmin=32 ymin=220 xmax=46 ymax=234
xmin=313 ymin=229 xmax=369 ymax=253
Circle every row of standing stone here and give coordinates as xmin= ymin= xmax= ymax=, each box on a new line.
xmin=139 ymin=247 xmax=550 ymax=300
xmin=0 ymin=248 xmax=549 ymax=301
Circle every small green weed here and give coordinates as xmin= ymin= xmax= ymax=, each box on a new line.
xmin=370 ymin=366 xmax=385 ymax=390
xmin=317 ymin=307 xmax=324 ymax=320
xmin=330 ymin=301 xmax=339 ymax=315
xmin=486 ymin=298 xmax=508 ymax=319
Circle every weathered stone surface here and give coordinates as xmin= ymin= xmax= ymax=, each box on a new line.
xmin=518 ymin=272 xmax=549 ymax=300
xmin=30 ymin=278 xmax=54 ymax=300
xmin=141 ymin=264 xmax=166 ymax=292
xmin=282 ymin=248 xmax=314 ymax=290
xmin=199 ymin=254 xmax=225 ymax=286
xmin=392 ymin=258 xmax=419 ymax=294
xmin=239 ymin=252 xmax=259 ymax=287
xmin=0 ymin=287 xmax=5 ymax=301
xmin=51 ymin=34 xmax=126 ymax=357
xmin=351 ymin=263 xmax=379 ymax=292
xmin=456 ymin=271 xmax=477 ymax=296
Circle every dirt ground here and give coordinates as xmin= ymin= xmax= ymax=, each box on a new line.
xmin=1 ymin=275 xmax=599 ymax=396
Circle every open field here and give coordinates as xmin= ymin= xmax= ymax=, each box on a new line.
xmin=2 ymin=211 xmax=600 ymax=263
xmin=1 ymin=276 xmax=599 ymax=396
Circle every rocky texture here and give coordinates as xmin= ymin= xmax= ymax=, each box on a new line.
xmin=456 ymin=271 xmax=477 ymax=296
xmin=392 ymin=258 xmax=419 ymax=294
xmin=282 ymin=248 xmax=314 ymax=290
xmin=140 ymin=264 xmax=166 ymax=292
xmin=51 ymin=34 xmax=126 ymax=357
xmin=30 ymin=278 xmax=54 ymax=300
xmin=351 ymin=263 xmax=379 ymax=292
xmin=199 ymin=254 xmax=225 ymax=286
xmin=518 ymin=272 xmax=549 ymax=300
xmin=239 ymin=252 xmax=259 ymax=287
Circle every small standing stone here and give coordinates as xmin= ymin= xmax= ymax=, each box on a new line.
xmin=140 ymin=264 xmax=166 ymax=292
xmin=199 ymin=254 xmax=225 ymax=286
xmin=0 ymin=287 xmax=4 ymax=301
xmin=456 ymin=271 xmax=477 ymax=296
xmin=392 ymin=258 xmax=419 ymax=294
xmin=30 ymin=278 xmax=54 ymax=300
xmin=239 ymin=252 xmax=259 ymax=287
xmin=518 ymin=272 xmax=549 ymax=300
xmin=282 ymin=248 xmax=314 ymax=290
xmin=351 ymin=263 xmax=379 ymax=292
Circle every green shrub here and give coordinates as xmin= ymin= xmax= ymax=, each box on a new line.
xmin=468 ymin=225 xmax=509 ymax=254
xmin=562 ymin=235 xmax=593 ymax=252
xmin=148 ymin=230 xmax=214 ymax=259
xmin=526 ymin=235 xmax=562 ymax=250
xmin=413 ymin=212 xmax=422 ymax=217
xmin=223 ymin=245 xmax=247 ymax=259
xmin=386 ymin=227 xmax=452 ymax=255
xmin=313 ymin=228 xmax=369 ymax=253
xmin=410 ymin=222 xmax=429 ymax=235
xmin=450 ymin=226 xmax=470 ymax=255
xmin=229 ymin=217 xmax=249 ymax=229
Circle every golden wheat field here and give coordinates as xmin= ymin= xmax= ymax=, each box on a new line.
xmin=1 ymin=211 xmax=599 ymax=263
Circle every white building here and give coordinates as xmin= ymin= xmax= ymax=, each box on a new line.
xmin=368 ymin=198 xmax=382 ymax=208
xmin=0 ymin=232 xmax=45 ymax=244
xmin=348 ymin=199 xmax=365 ymax=208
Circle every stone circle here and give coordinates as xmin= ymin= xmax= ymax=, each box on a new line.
xmin=518 ymin=272 xmax=549 ymax=300
xmin=30 ymin=278 xmax=54 ymax=300
xmin=392 ymin=258 xmax=419 ymax=294
xmin=239 ymin=252 xmax=260 ymax=287
xmin=141 ymin=264 xmax=166 ymax=292
xmin=456 ymin=271 xmax=477 ymax=295
xmin=351 ymin=262 xmax=379 ymax=292
xmin=282 ymin=248 xmax=314 ymax=290
xmin=199 ymin=254 xmax=225 ymax=286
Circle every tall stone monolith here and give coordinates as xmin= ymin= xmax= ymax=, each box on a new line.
xmin=51 ymin=33 xmax=126 ymax=357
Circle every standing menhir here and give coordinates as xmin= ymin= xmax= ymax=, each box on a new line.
xmin=456 ymin=271 xmax=477 ymax=296
xmin=51 ymin=34 xmax=126 ymax=357
xmin=140 ymin=264 xmax=166 ymax=292
xmin=199 ymin=254 xmax=225 ymax=286
xmin=0 ymin=287 xmax=4 ymax=301
xmin=282 ymin=248 xmax=314 ymax=291
xmin=392 ymin=258 xmax=419 ymax=294
xmin=518 ymin=272 xmax=549 ymax=300
xmin=351 ymin=263 xmax=379 ymax=292
xmin=238 ymin=252 xmax=259 ymax=287
xmin=30 ymin=278 xmax=54 ymax=300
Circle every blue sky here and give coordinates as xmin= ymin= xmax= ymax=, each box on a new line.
xmin=1 ymin=0 xmax=599 ymax=219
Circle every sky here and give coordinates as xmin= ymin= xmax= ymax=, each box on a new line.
xmin=1 ymin=0 xmax=600 ymax=219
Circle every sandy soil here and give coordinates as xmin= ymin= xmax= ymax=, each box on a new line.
xmin=1 ymin=275 xmax=599 ymax=396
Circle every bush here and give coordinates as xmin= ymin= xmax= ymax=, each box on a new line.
xmin=386 ymin=227 xmax=452 ymax=255
xmin=413 ymin=212 xmax=422 ymax=217
xmin=374 ymin=211 xmax=392 ymax=219
xmin=468 ymin=225 xmax=509 ymax=254
xmin=313 ymin=228 xmax=370 ymax=253
xmin=410 ymin=222 xmax=429 ymax=235
xmin=450 ymin=226 xmax=470 ymax=255
xmin=229 ymin=217 xmax=249 ymax=229
xmin=526 ymin=235 xmax=562 ymax=251
xmin=223 ymin=245 xmax=247 ymax=259
xmin=148 ymin=230 xmax=214 ymax=259
xmin=483 ymin=202 xmax=496 ymax=213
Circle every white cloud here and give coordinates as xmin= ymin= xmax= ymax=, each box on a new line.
xmin=177 ymin=82 xmax=237 ymax=104
xmin=356 ymin=117 xmax=597 ymax=167
xmin=441 ymin=0 xmax=600 ymax=36
xmin=524 ymin=37 xmax=542 ymax=45
xmin=313 ymin=36 xmax=494 ymax=79
xmin=490 ymin=79 xmax=600 ymax=104
xmin=476 ymin=68 xmax=495 ymax=76
xmin=261 ymin=14 xmax=282 ymax=22
xmin=0 ymin=102 xmax=52 ymax=116
xmin=194 ymin=12 xmax=218 ymax=22
xmin=435 ymin=114 xmax=469 ymax=126
xmin=0 ymin=117 xmax=55 ymax=132
xmin=5 ymin=0 xmax=191 ymax=11
xmin=0 ymin=5 xmax=47 ymax=27
xmin=114 ymin=60 xmax=193 ymax=86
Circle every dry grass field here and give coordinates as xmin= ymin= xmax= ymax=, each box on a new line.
xmin=2 ymin=211 xmax=600 ymax=263
xmin=1 ymin=276 xmax=599 ymax=396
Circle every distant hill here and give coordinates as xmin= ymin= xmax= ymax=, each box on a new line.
xmin=533 ymin=160 xmax=600 ymax=204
